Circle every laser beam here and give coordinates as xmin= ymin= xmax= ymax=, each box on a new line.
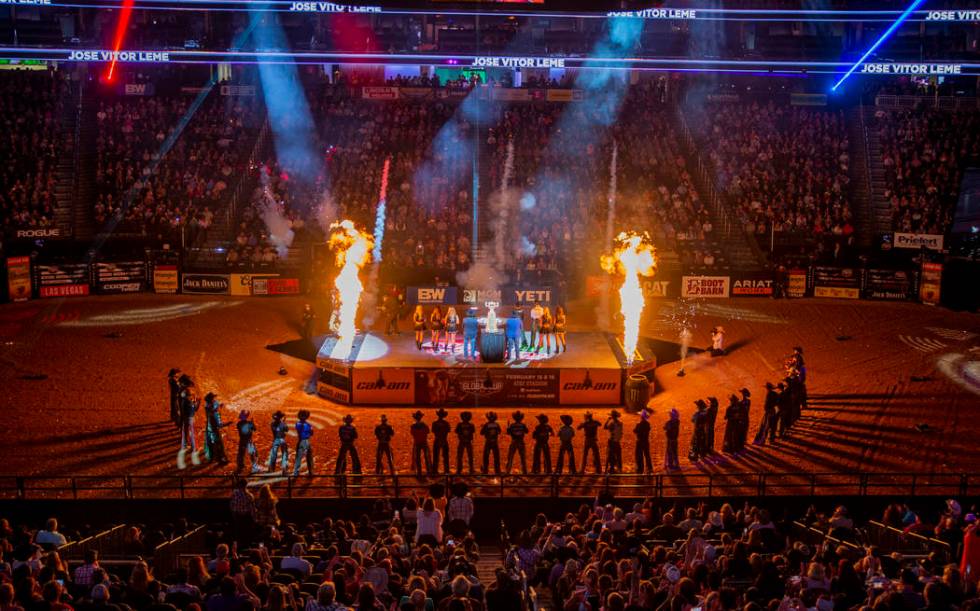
xmin=105 ymin=0 xmax=135 ymax=82
xmin=831 ymin=0 xmax=927 ymax=91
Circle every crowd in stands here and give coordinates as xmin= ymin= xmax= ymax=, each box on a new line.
xmin=875 ymin=108 xmax=980 ymax=235
xmin=695 ymin=102 xmax=854 ymax=242
xmin=4 ymin=492 xmax=980 ymax=611
xmin=95 ymin=90 xmax=261 ymax=242
xmin=0 ymin=69 xmax=68 ymax=230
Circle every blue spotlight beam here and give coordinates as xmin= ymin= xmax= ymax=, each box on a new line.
xmin=831 ymin=0 xmax=927 ymax=91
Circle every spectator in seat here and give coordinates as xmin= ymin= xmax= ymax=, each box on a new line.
xmin=207 ymin=577 xmax=259 ymax=611
xmin=280 ymin=543 xmax=311 ymax=578
xmin=0 ymin=583 xmax=23 ymax=611
xmin=306 ymin=583 xmax=345 ymax=611
xmin=165 ymin=568 xmax=202 ymax=603
xmin=35 ymin=519 xmax=67 ymax=549
xmin=651 ymin=513 xmax=684 ymax=544
xmin=41 ymin=581 xmax=71 ymax=611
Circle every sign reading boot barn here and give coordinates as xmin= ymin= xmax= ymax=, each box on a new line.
xmin=681 ymin=276 xmax=730 ymax=298
xmin=181 ymin=273 xmax=230 ymax=295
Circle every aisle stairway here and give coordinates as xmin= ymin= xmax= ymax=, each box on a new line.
xmin=865 ymin=117 xmax=893 ymax=235
xmin=70 ymin=80 xmax=98 ymax=242
xmin=53 ymin=77 xmax=80 ymax=235
xmin=846 ymin=106 xmax=875 ymax=249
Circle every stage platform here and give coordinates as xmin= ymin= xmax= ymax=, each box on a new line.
xmin=316 ymin=332 xmax=657 ymax=406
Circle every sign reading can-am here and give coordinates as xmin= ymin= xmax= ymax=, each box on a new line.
xmin=182 ymin=274 xmax=230 ymax=295
xmin=681 ymin=276 xmax=730 ymax=298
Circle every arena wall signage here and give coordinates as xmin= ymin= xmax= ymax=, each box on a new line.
xmin=220 ymin=85 xmax=256 ymax=97
xmin=351 ymin=368 xmax=415 ymax=404
xmin=862 ymin=269 xmax=915 ymax=301
xmin=919 ymin=262 xmax=942 ymax=306
xmin=787 ymin=269 xmax=807 ymax=298
xmin=6 ymin=256 xmax=31 ymax=302
xmin=122 ymin=83 xmax=154 ymax=96
xmin=230 ymin=273 xmax=279 ymax=296
xmin=34 ymin=263 xmax=90 ymax=298
xmin=95 ymin=261 xmax=147 ymax=294
xmin=153 ymin=265 xmax=179 ymax=294
xmin=407 ymin=286 xmax=458 ymax=305
xmin=606 ymin=8 xmax=697 ymax=18
xmin=925 ymin=10 xmax=980 ymax=21
xmin=181 ymin=273 xmax=230 ymax=295
xmin=67 ymin=50 xmax=171 ymax=63
xmin=558 ymin=369 xmax=623 ymax=405
xmin=261 ymin=278 xmax=301 ymax=296
xmin=461 ymin=286 xmax=557 ymax=305
xmin=810 ymin=266 xmax=860 ymax=299
xmin=681 ymin=276 xmax=730 ymax=298
xmin=10 ymin=227 xmax=67 ymax=240
xmin=414 ymin=368 xmax=559 ymax=405
xmin=730 ymin=274 xmax=774 ymax=297
xmin=361 ymin=86 xmax=399 ymax=100
xmin=859 ymin=63 xmax=962 ymax=76
xmin=470 ymin=57 xmax=566 ymax=69
xmin=287 ymin=2 xmax=381 ymax=12
xmin=894 ymin=232 xmax=944 ymax=251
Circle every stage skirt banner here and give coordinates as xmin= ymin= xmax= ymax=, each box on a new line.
xmin=461 ymin=286 xmax=558 ymax=306
xmin=810 ymin=266 xmax=860 ymax=299
xmin=407 ymin=286 xmax=458 ymax=305
xmin=787 ymin=269 xmax=807 ymax=298
xmin=414 ymin=368 xmax=559 ymax=405
xmin=558 ymin=369 xmax=623 ymax=405
xmin=681 ymin=276 xmax=730 ymax=298
xmin=35 ymin=263 xmax=90 ymax=298
xmin=862 ymin=268 xmax=915 ymax=301
xmin=894 ymin=232 xmax=944 ymax=251
xmin=182 ymin=273 xmax=230 ymax=295
xmin=351 ymin=368 xmax=415 ymax=404
xmin=6 ymin=256 xmax=31 ymax=302
xmin=265 ymin=278 xmax=301 ymax=295
xmin=153 ymin=265 xmax=179 ymax=294
xmin=95 ymin=261 xmax=147 ymax=294
xmin=919 ymin=262 xmax=942 ymax=305
xmin=362 ymin=86 xmax=399 ymax=100
xmin=730 ymin=273 xmax=774 ymax=297
xmin=230 ymin=273 xmax=279 ymax=296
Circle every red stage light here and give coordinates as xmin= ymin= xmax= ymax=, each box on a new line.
xmin=104 ymin=0 xmax=136 ymax=83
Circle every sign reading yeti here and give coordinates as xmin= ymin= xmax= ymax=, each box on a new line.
xmin=681 ymin=276 xmax=730 ymax=298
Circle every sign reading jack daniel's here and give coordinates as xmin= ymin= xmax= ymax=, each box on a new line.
xmin=181 ymin=273 xmax=230 ymax=294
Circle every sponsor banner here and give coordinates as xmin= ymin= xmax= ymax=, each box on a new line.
xmin=122 ymin=82 xmax=154 ymax=96
xmin=35 ymin=263 xmax=90 ymax=299
xmin=95 ymin=261 xmax=147 ymax=294
xmin=153 ymin=265 xmax=179 ymax=294
xmin=862 ymin=268 xmax=914 ymax=301
xmin=790 ymin=93 xmax=827 ymax=107
xmin=461 ymin=286 xmax=558 ymax=306
xmin=351 ymin=368 xmax=415 ymax=404
xmin=9 ymin=226 xmax=69 ymax=240
xmin=317 ymin=382 xmax=351 ymax=404
xmin=182 ymin=273 xmax=230 ymax=295
xmin=362 ymin=86 xmax=399 ymax=100
xmin=220 ymin=84 xmax=255 ymax=96
xmin=407 ymin=286 xmax=458 ymax=305
xmin=641 ymin=277 xmax=676 ymax=298
xmin=399 ymin=87 xmax=434 ymax=100
xmin=559 ymin=368 xmax=622 ymax=405
xmin=894 ymin=232 xmax=944 ymax=251
xmin=492 ymin=88 xmax=531 ymax=102
xmin=545 ymin=89 xmax=583 ymax=102
xmin=813 ymin=286 xmax=860 ymax=299
xmin=681 ymin=276 xmax=730 ymax=298
xmin=180 ymin=86 xmax=208 ymax=95
xmin=919 ymin=262 xmax=942 ymax=305
xmin=787 ymin=269 xmax=807 ymax=298
xmin=230 ymin=273 xmax=279 ymax=296
xmin=267 ymin=278 xmax=301 ymax=295
xmin=6 ymin=256 xmax=31 ymax=302
xmin=730 ymin=274 xmax=774 ymax=297
xmin=414 ymin=367 xmax=559 ymax=405
xmin=435 ymin=88 xmax=470 ymax=100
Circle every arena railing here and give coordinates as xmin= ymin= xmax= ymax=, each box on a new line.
xmin=865 ymin=520 xmax=953 ymax=561
xmin=1 ymin=472 xmax=976 ymax=501
xmin=875 ymin=94 xmax=980 ymax=112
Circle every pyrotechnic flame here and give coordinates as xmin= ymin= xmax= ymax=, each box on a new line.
xmin=328 ymin=220 xmax=374 ymax=360
xmin=601 ymin=231 xmax=657 ymax=365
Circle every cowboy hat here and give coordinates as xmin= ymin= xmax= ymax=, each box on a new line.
xmin=168 ymin=368 xmax=181 ymax=377
xmin=560 ymin=415 xmax=573 ymax=425
xmin=536 ymin=414 xmax=548 ymax=423
xmin=238 ymin=410 xmax=250 ymax=421
xmin=486 ymin=411 xmax=498 ymax=421
xmin=694 ymin=399 xmax=707 ymax=409
xmin=512 ymin=410 xmax=525 ymax=421
xmin=272 ymin=410 xmax=285 ymax=420
xmin=436 ymin=408 xmax=449 ymax=418
xmin=343 ymin=414 xmax=354 ymax=423
xmin=460 ymin=411 xmax=473 ymax=421
xmin=669 ymin=409 xmax=679 ymax=419
xmin=204 ymin=392 xmax=217 ymax=403
xmin=609 ymin=410 xmax=620 ymax=419
xmin=412 ymin=410 xmax=424 ymax=420
xmin=740 ymin=388 xmax=751 ymax=397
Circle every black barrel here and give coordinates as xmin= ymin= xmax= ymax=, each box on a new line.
xmin=624 ymin=374 xmax=651 ymax=413
xmin=479 ymin=331 xmax=507 ymax=363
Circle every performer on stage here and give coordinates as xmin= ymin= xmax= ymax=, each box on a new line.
xmin=410 ymin=410 xmax=431 ymax=477
xmin=579 ymin=412 xmax=602 ymax=474
xmin=455 ymin=411 xmax=476 ymax=474
xmin=529 ymin=301 xmax=543 ymax=353
xmin=505 ymin=411 xmax=529 ymax=475
xmin=431 ymin=408 xmax=451 ymax=474
xmin=664 ymin=409 xmax=681 ymax=471
xmin=462 ymin=307 xmax=479 ymax=360
xmin=236 ymin=410 xmax=261 ymax=474
xmin=293 ymin=410 xmax=315 ymax=477
xmin=634 ymin=410 xmax=652 ymax=474
xmin=604 ymin=410 xmax=623 ymax=473
xmin=556 ymin=415 xmax=576 ymax=475
xmin=204 ymin=392 xmax=229 ymax=465
xmin=429 ymin=306 xmax=445 ymax=352
xmin=268 ymin=411 xmax=289 ymax=474
xmin=539 ymin=307 xmax=555 ymax=355
xmin=505 ymin=308 xmax=523 ymax=361
xmin=374 ymin=415 xmax=396 ymax=475
xmin=413 ymin=305 xmax=426 ymax=351
xmin=444 ymin=307 xmax=460 ymax=354
xmin=554 ymin=306 xmax=567 ymax=353
xmin=480 ymin=411 xmax=502 ymax=475
xmin=531 ymin=414 xmax=553 ymax=474
xmin=335 ymin=414 xmax=361 ymax=475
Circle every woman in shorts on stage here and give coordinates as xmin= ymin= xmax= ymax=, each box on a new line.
xmin=444 ymin=306 xmax=460 ymax=354
xmin=429 ymin=305 xmax=445 ymax=352
xmin=554 ymin=306 xmax=567 ymax=353
xmin=538 ymin=306 xmax=555 ymax=355
xmin=413 ymin=305 xmax=426 ymax=351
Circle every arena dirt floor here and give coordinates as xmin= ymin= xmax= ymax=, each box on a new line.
xmin=1 ymin=293 xmax=978 ymax=498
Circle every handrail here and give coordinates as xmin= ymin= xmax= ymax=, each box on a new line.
xmin=153 ymin=524 xmax=207 ymax=574
xmin=875 ymin=94 xmax=980 ymax=111
xmin=866 ymin=520 xmax=952 ymax=561
xmin=1 ymin=471 xmax=975 ymax=500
